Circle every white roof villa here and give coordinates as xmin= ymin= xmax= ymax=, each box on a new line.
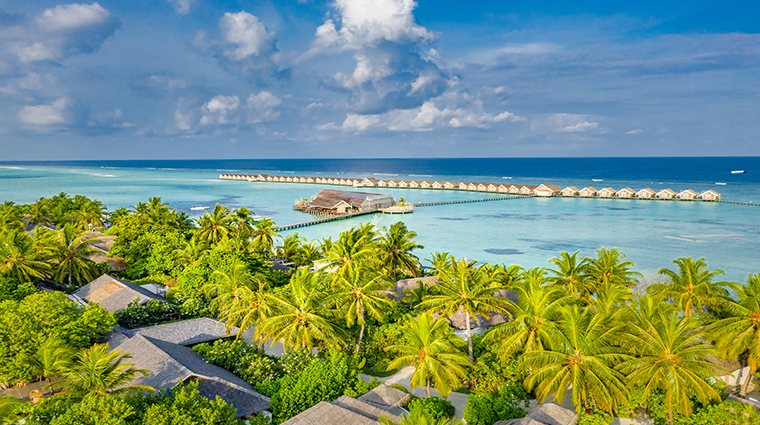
xmin=637 ymin=188 xmax=656 ymax=198
xmin=701 ymin=189 xmax=722 ymax=201
xmin=304 ymin=189 xmax=394 ymax=213
xmin=617 ymin=188 xmax=636 ymax=198
xmin=71 ymin=274 xmax=165 ymax=313
xmin=580 ymin=187 xmax=597 ymax=197
xmin=657 ymin=188 xmax=677 ymax=199
xmin=679 ymin=189 xmax=699 ymax=200
xmin=534 ymin=184 xmax=562 ymax=197
xmin=598 ymin=187 xmax=617 ymax=198
xmin=561 ymin=186 xmax=579 ymax=197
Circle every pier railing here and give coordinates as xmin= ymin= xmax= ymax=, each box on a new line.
xmin=416 ymin=195 xmax=531 ymax=207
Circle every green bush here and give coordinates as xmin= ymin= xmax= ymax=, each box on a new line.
xmin=0 ymin=276 xmax=37 ymax=302
xmin=279 ymin=349 xmax=318 ymax=375
xmin=463 ymin=392 xmax=527 ymax=425
xmin=406 ymin=396 xmax=456 ymax=422
xmin=166 ymin=289 xmax=210 ymax=319
xmin=193 ymin=340 xmax=281 ymax=386
xmin=115 ymin=299 xmax=178 ymax=328
xmin=579 ymin=411 xmax=613 ymax=425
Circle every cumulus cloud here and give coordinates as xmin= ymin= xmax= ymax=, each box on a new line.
xmin=626 ymin=128 xmax=643 ymax=135
xmin=167 ymin=0 xmax=193 ymax=15
xmin=196 ymin=11 xmax=286 ymax=81
xmin=247 ymin=91 xmax=282 ymax=123
xmin=4 ymin=3 xmax=119 ymax=64
xmin=323 ymin=94 xmax=524 ymax=133
xmin=200 ymin=95 xmax=239 ymax=125
xmin=18 ymin=98 xmax=69 ymax=127
xmin=530 ymin=113 xmax=602 ymax=136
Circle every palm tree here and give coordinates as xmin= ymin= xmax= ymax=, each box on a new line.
xmin=587 ymin=247 xmax=642 ymax=289
xmin=0 ymin=202 xmax=23 ymax=233
xmin=712 ymin=273 xmax=760 ymax=396
xmin=318 ymin=237 xmax=334 ymax=257
xmin=230 ymin=207 xmax=255 ymax=237
xmin=522 ymin=305 xmax=629 ymax=415
xmin=649 ymin=257 xmax=730 ymax=317
xmin=277 ymin=233 xmax=304 ymax=263
xmin=376 ymin=222 xmax=424 ymax=281
xmin=25 ymin=201 xmax=53 ymax=228
xmin=592 ymin=279 xmax=634 ymax=320
xmin=333 ymin=265 xmax=394 ymax=353
xmin=386 ymin=311 xmax=470 ymax=398
xmin=251 ymin=217 xmax=279 ymax=255
xmin=257 ymin=269 xmax=344 ymax=351
xmin=417 ymin=258 xmax=513 ymax=362
xmin=0 ymin=396 xmax=24 ymax=425
xmin=401 ymin=281 xmax=439 ymax=309
xmin=196 ymin=205 xmax=234 ymax=244
xmin=425 ymin=251 xmax=454 ymax=276
xmin=379 ymin=407 xmax=464 ymax=425
xmin=52 ymin=224 xmax=99 ymax=287
xmin=174 ymin=237 xmax=209 ymax=265
xmin=19 ymin=336 xmax=76 ymax=382
xmin=619 ymin=309 xmax=724 ymax=425
xmin=0 ymin=231 xmax=52 ymax=282
xmin=483 ymin=267 xmax=565 ymax=359
xmin=73 ymin=201 xmax=107 ymax=230
xmin=145 ymin=197 xmax=171 ymax=225
xmin=54 ymin=343 xmax=152 ymax=398
xmin=325 ymin=226 xmax=378 ymax=278
xmin=548 ymin=251 xmax=592 ymax=300
xmin=294 ymin=242 xmax=322 ymax=267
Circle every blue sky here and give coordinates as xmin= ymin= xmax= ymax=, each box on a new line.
xmin=0 ymin=0 xmax=759 ymax=160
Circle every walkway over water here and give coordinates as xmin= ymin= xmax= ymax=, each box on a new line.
xmin=277 ymin=195 xmax=532 ymax=231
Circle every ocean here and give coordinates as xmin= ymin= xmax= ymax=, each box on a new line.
xmin=1 ymin=158 xmax=758 ymax=282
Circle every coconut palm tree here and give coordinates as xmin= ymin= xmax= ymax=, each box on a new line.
xmin=73 ymin=201 xmax=107 ymax=230
xmin=318 ymin=237 xmax=334 ymax=257
xmin=25 ymin=201 xmax=53 ymax=228
xmin=712 ymin=273 xmax=760 ymax=396
xmin=174 ymin=237 xmax=209 ymax=266
xmin=547 ymin=251 xmax=592 ymax=300
xmin=618 ymin=308 xmax=723 ymax=425
xmin=401 ymin=281 xmax=439 ymax=309
xmin=277 ymin=233 xmax=304 ymax=263
xmin=196 ymin=205 xmax=234 ymax=244
xmin=386 ymin=311 xmax=470 ymax=398
xmin=649 ymin=257 xmax=730 ymax=317
xmin=0 ymin=231 xmax=52 ymax=283
xmin=52 ymin=224 xmax=99 ymax=287
xmin=522 ymin=305 xmax=629 ymax=415
xmin=425 ymin=251 xmax=455 ymax=277
xmin=587 ymin=247 xmax=642 ymax=289
xmin=0 ymin=202 xmax=23 ymax=233
xmin=0 ymin=396 xmax=24 ymax=425
xmin=257 ymin=269 xmax=344 ymax=351
xmin=333 ymin=264 xmax=394 ymax=353
xmin=19 ymin=336 xmax=76 ymax=382
xmin=418 ymin=258 xmax=513 ymax=362
xmin=483 ymin=267 xmax=565 ymax=359
xmin=325 ymin=226 xmax=378 ymax=278
xmin=251 ymin=217 xmax=279 ymax=255
xmin=230 ymin=207 xmax=255 ymax=237
xmin=293 ymin=242 xmax=322 ymax=267
xmin=591 ymin=279 xmax=634 ymax=320
xmin=376 ymin=222 xmax=424 ymax=281
xmin=144 ymin=197 xmax=171 ymax=225
xmin=53 ymin=343 xmax=152 ymax=398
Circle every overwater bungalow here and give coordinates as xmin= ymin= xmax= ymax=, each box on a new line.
xmin=519 ymin=185 xmax=536 ymax=195
xmin=458 ymin=182 xmax=469 ymax=190
xmin=467 ymin=182 xmax=478 ymax=191
xmin=408 ymin=181 xmax=421 ymax=188
xmin=700 ymin=189 xmax=722 ymax=201
xmin=476 ymin=183 xmax=487 ymax=191
xmin=598 ymin=187 xmax=617 ymax=198
xmin=431 ymin=181 xmax=444 ymax=189
xmin=580 ymin=187 xmax=598 ymax=197
xmin=678 ymin=189 xmax=699 ymax=200
xmin=535 ymin=184 xmax=561 ymax=197
xmin=444 ymin=181 xmax=459 ymax=189
xmin=637 ymin=188 xmax=656 ymax=199
xmin=387 ymin=180 xmax=398 ymax=188
xmin=498 ymin=184 xmax=509 ymax=193
xmin=561 ymin=186 xmax=579 ymax=197
xmin=397 ymin=181 xmax=409 ymax=188
xmin=617 ymin=188 xmax=636 ymax=198
xmin=509 ymin=185 xmax=520 ymax=194
xmin=657 ymin=188 xmax=677 ymax=200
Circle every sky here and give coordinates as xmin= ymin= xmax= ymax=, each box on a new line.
xmin=0 ymin=0 xmax=759 ymax=160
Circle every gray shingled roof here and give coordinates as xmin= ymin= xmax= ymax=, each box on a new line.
xmin=357 ymin=384 xmax=410 ymax=410
xmin=280 ymin=395 xmax=401 ymax=425
xmin=121 ymin=318 xmax=239 ymax=346
xmin=495 ymin=403 xmax=578 ymax=425
xmin=73 ymin=274 xmax=164 ymax=313
xmin=112 ymin=334 xmax=269 ymax=418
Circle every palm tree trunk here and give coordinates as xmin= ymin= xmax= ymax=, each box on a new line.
xmin=355 ymin=323 xmax=365 ymax=354
xmin=741 ymin=364 xmax=756 ymax=396
xmin=465 ymin=311 xmax=474 ymax=363
xmin=426 ymin=377 xmax=431 ymax=398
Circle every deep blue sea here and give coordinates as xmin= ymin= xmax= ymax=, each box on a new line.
xmin=1 ymin=157 xmax=759 ymax=282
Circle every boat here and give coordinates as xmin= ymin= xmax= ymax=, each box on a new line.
xmin=592 ymin=179 xmax=603 ymax=182
xmin=190 ymin=206 xmax=209 ymax=211
xmin=715 ymin=182 xmax=727 ymax=186
xmin=731 ymin=170 xmax=746 ymax=174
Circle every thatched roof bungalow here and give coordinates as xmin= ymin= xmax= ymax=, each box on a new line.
xmin=579 ymin=187 xmax=597 ymax=197
xmin=700 ymin=189 xmax=722 ymax=201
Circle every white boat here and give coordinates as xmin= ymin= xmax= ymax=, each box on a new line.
xmin=190 ymin=206 xmax=209 ymax=211
xmin=715 ymin=182 xmax=727 ymax=185
xmin=592 ymin=179 xmax=603 ymax=182
xmin=731 ymin=170 xmax=746 ymax=174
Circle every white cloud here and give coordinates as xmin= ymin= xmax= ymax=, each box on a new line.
xmin=5 ymin=2 xmax=118 ymax=64
xmin=246 ymin=91 xmax=282 ymax=123
xmin=558 ymin=121 xmax=599 ymax=133
xmin=329 ymin=98 xmax=523 ymax=133
xmin=200 ymin=95 xmax=239 ymax=125
xmin=167 ymin=0 xmax=193 ymax=15
xmin=530 ymin=113 xmax=602 ymax=136
xmin=219 ymin=11 xmax=275 ymax=61
xmin=626 ymin=128 xmax=643 ymax=135
xmin=308 ymin=0 xmax=433 ymax=55
xmin=18 ymin=98 xmax=69 ymax=126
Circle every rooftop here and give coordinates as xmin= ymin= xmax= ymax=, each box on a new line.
xmin=119 ymin=318 xmax=239 ymax=346
xmin=72 ymin=274 xmax=164 ymax=313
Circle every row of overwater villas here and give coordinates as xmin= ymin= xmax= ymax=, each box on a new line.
xmin=218 ymin=174 xmax=722 ymax=201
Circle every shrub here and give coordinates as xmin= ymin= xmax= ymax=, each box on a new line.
xmin=579 ymin=411 xmax=613 ymax=425
xmin=279 ymin=349 xmax=318 ymax=375
xmin=166 ymin=289 xmax=210 ymax=319
xmin=463 ymin=392 xmax=527 ymax=425
xmin=0 ymin=276 xmax=37 ymax=302
xmin=407 ymin=396 xmax=456 ymax=422
xmin=193 ymin=340 xmax=281 ymax=386
xmin=115 ymin=299 xmax=178 ymax=328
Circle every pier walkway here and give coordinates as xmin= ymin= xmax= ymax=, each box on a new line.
xmin=416 ymin=195 xmax=531 ymax=207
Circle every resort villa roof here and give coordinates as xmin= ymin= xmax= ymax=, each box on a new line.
xmin=495 ymin=403 xmax=578 ymax=425
xmin=280 ymin=385 xmax=406 ymax=425
xmin=72 ymin=274 xmax=164 ymax=313
xmin=308 ymin=189 xmax=394 ymax=211
xmin=112 ymin=334 xmax=270 ymax=418
xmin=119 ymin=318 xmax=238 ymax=346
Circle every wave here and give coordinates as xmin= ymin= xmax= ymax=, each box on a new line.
xmin=0 ymin=166 xmax=23 ymax=169
xmin=374 ymin=173 xmax=399 ymax=176
xmin=663 ymin=235 xmax=707 ymax=243
xmin=409 ymin=174 xmax=433 ymax=177
xmin=502 ymin=177 xmax=512 ymax=179
xmin=92 ymin=173 xmax=116 ymax=178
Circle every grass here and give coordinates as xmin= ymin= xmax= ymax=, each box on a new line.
xmin=361 ymin=366 xmax=399 ymax=378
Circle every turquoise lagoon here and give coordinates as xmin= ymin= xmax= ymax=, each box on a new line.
xmin=1 ymin=163 xmax=758 ymax=282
